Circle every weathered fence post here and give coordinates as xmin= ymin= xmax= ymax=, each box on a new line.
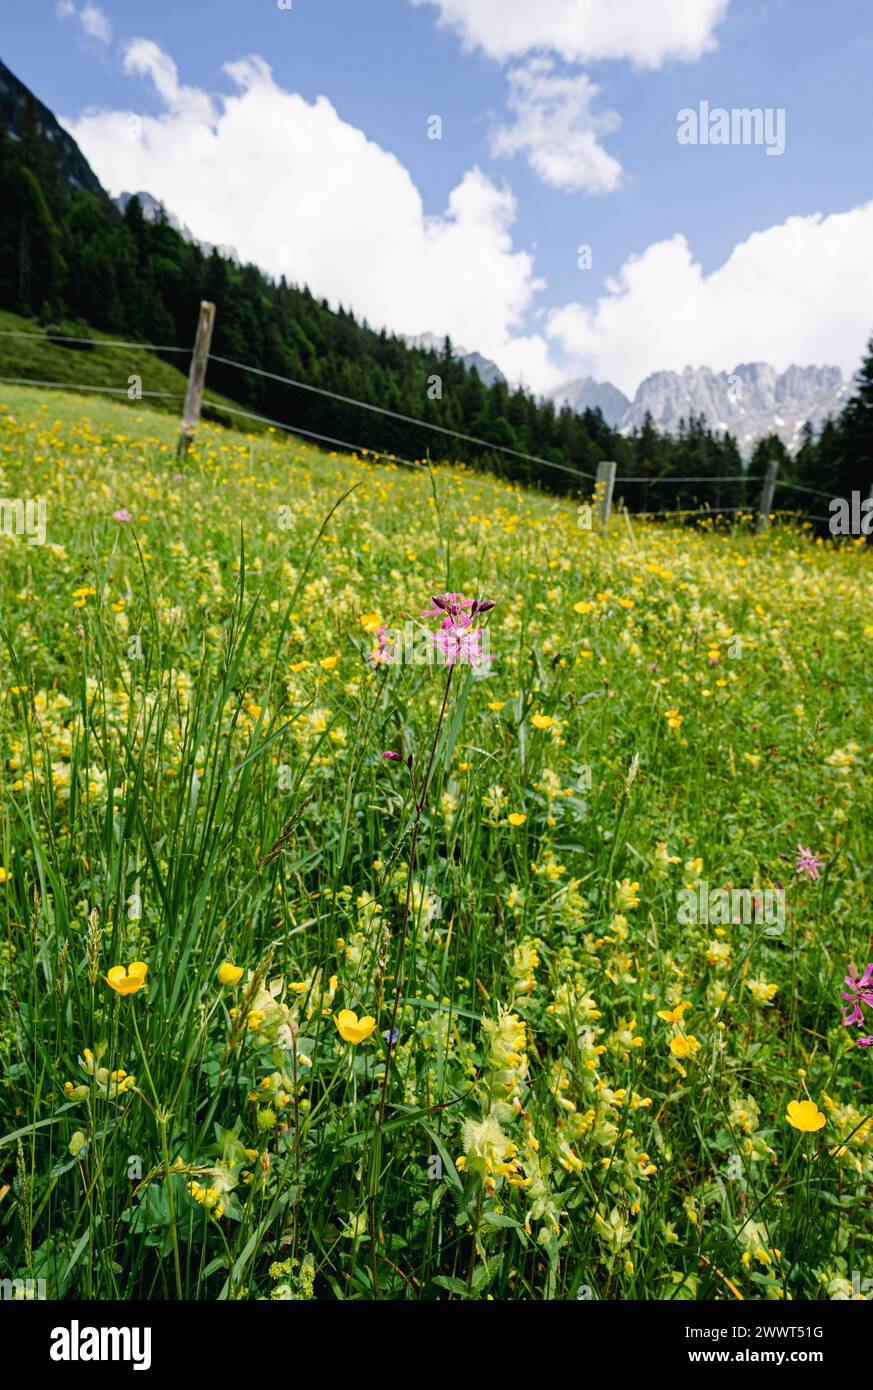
xmin=756 ymin=458 xmax=779 ymax=534
xmin=596 ymin=459 xmax=617 ymax=528
xmin=177 ymin=301 xmax=216 ymax=460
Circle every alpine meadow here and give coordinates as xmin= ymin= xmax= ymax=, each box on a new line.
xmin=1 ymin=0 xmax=872 ymax=1322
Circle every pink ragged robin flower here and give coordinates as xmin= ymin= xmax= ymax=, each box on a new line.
xmin=840 ymin=963 xmax=873 ymax=1029
xmin=368 ymin=624 xmax=394 ymax=666
xmin=422 ymin=594 xmax=497 ymax=665
xmin=795 ymin=844 xmax=825 ymax=881
xmin=421 ymin=594 xmax=475 ymax=630
xmin=432 ymin=622 xmax=492 ymax=668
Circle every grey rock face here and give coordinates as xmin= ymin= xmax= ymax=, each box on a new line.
xmin=549 ymin=363 xmax=848 ymax=454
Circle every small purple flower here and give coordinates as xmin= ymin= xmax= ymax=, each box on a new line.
xmin=845 ymin=963 xmax=873 ymax=1003
xmin=421 ymin=593 xmax=474 ymax=631
xmin=856 ymin=1035 xmax=873 ymax=1048
xmin=840 ymin=963 xmax=873 ymax=1029
xmin=421 ymin=592 xmax=470 ymax=616
xmin=383 ymin=1028 xmax=399 ymax=1044
xmin=368 ymin=623 xmax=394 ymax=666
xmin=112 ymin=508 xmax=133 ymax=523
xmin=432 ymin=623 xmax=492 ymax=668
xmin=795 ymin=844 xmax=825 ymax=881
xmin=842 ymin=1000 xmax=866 ymax=1029
xmin=382 ymin=751 xmax=404 ymax=762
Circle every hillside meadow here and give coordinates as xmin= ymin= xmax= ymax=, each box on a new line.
xmin=0 ymin=383 xmax=871 ymax=1301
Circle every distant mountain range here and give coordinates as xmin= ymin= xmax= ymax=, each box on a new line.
xmin=548 ymin=363 xmax=849 ymax=455
xmin=400 ymin=334 xmax=848 ymax=453
xmin=403 ymin=332 xmax=506 ymax=387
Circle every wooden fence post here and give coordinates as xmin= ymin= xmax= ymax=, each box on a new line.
xmin=756 ymin=458 xmax=779 ymax=534
xmin=177 ymin=301 xmax=216 ymax=460
xmin=596 ymin=459 xmax=617 ymax=528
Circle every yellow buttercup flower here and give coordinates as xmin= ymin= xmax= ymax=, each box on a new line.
xmin=319 ymin=656 xmax=338 ymax=670
xmin=334 ymin=1010 xmax=376 ymax=1044
xmin=106 ymin=961 xmax=148 ymax=996
xmin=358 ymin=612 xmax=383 ymax=633
xmin=531 ymin=713 xmax=553 ymax=730
xmin=669 ymin=1034 xmax=700 ymax=1059
xmin=573 ymin=601 xmax=594 ymax=614
xmin=217 ymin=962 xmax=244 ymax=986
xmin=0 ymin=867 xmax=9 ymax=884
xmin=507 ymin=812 xmax=527 ymax=826
xmin=657 ymin=1002 xmax=689 ymax=1024
xmin=786 ymin=1099 xmax=826 ymax=1133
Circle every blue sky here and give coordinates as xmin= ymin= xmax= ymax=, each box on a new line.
xmin=3 ymin=0 xmax=872 ymax=394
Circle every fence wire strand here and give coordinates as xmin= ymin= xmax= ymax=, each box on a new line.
xmin=619 ymin=474 xmax=760 ymax=484
xmin=208 ymin=352 xmax=598 ymax=484
xmin=0 ymin=375 xmax=184 ymax=401
xmin=774 ymin=479 xmax=836 ymax=500
xmin=0 ymin=329 xmax=191 ymax=354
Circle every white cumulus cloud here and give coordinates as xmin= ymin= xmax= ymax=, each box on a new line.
xmin=63 ymin=44 xmax=560 ymax=388
xmin=489 ymin=58 xmax=622 ymax=194
xmin=410 ymin=0 xmax=729 ymax=70
xmin=547 ymin=205 xmax=873 ymax=396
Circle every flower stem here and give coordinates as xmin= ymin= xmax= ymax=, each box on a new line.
xmin=368 ymin=662 xmax=454 ymax=1293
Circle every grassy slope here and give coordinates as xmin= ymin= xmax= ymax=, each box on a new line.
xmin=0 ymin=308 xmax=246 ymax=428
xmin=0 ymin=381 xmax=871 ymax=1302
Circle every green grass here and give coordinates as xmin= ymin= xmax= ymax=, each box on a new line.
xmin=0 ymin=382 xmax=871 ymax=1302
xmin=0 ymin=307 xmax=243 ymax=426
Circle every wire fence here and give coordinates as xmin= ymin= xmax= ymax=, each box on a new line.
xmin=201 ymin=396 xmax=428 ymax=474
xmin=0 ymin=324 xmax=856 ymax=533
xmin=208 ymin=351 xmax=598 ymax=484
xmin=773 ymin=479 xmax=834 ymax=499
xmin=618 ymin=474 xmax=763 ymax=485
xmin=0 ymin=329 xmax=191 ymax=354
